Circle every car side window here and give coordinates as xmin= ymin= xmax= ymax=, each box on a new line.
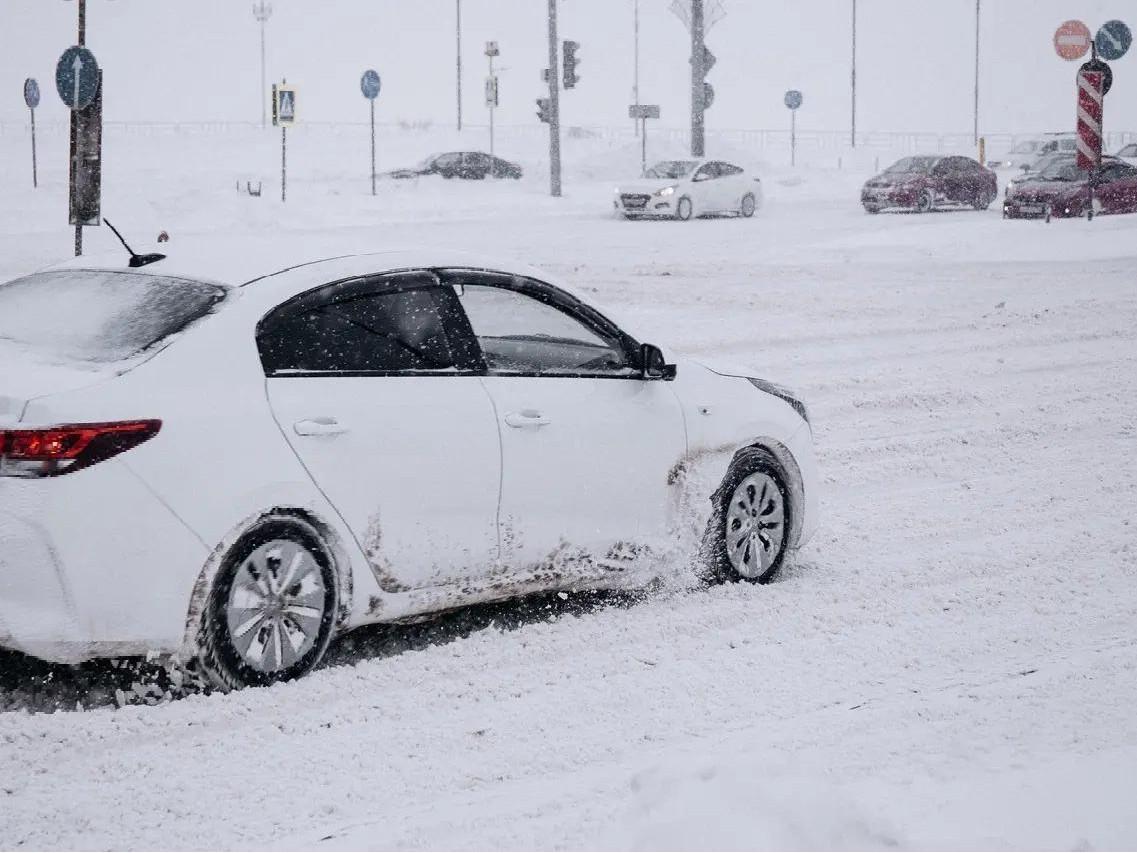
xmin=257 ymin=273 xmax=457 ymax=375
xmin=719 ymin=162 xmax=744 ymax=176
xmin=694 ymin=163 xmax=717 ymax=181
xmin=452 ymin=280 xmax=633 ymax=376
xmin=931 ymin=160 xmax=952 ymax=176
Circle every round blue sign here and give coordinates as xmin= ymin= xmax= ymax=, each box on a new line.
xmin=55 ymin=46 xmax=100 ymax=110
xmin=361 ymin=69 xmax=381 ymax=100
xmin=24 ymin=78 xmax=41 ymax=109
xmin=784 ymin=90 xmax=803 ymax=110
xmin=1096 ymin=20 xmax=1132 ymax=62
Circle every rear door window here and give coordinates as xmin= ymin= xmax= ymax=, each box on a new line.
xmin=0 ymin=269 xmax=225 ymax=364
xmin=257 ymin=272 xmax=460 ymax=375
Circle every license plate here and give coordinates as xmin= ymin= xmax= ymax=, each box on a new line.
xmin=1019 ymin=204 xmax=1045 ymax=215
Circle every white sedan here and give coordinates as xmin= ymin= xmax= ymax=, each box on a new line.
xmin=1117 ymin=143 xmax=1137 ymax=167
xmin=615 ymin=159 xmax=763 ymax=220
xmin=0 ymin=247 xmax=816 ymax=689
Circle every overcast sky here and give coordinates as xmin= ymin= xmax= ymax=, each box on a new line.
xmin=3 ymin=0 xmax=1135 ymax=135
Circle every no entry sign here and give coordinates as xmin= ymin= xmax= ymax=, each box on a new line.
xmin=1054 ymin=20 xmax=1092 ymax=61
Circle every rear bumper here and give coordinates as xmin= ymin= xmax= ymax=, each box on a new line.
xmin=0 ymin=461 xmax=208 ymax=664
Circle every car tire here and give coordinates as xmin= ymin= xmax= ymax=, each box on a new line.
xmin=915 ymin=189 xmax=935 ymax=213
xmin=676 ymin=196 xmax=694 ymax=221
xmin=195 ymin=516 xmax=339 ymax=691
xmin=864 ymin=204 xmax=882 ymax=214
xmin=740 ymin=193 xmax=757 ymax=218
xmin=973 ymin=190 xmax=994 ymax=211
xmin=699 ymin=447 xmax=792 ymax=586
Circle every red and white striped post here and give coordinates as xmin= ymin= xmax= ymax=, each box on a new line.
xmin=1076 ymin=70 xmax=1104 ymax=171
xmin=1077 ymin=68 xmax=1104 ymax=219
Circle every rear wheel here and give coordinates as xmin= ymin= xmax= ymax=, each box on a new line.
xmin=740 ymin=193 xmax=757 ymax=218
xmin=676 ymin=196 xmax=694 ymax=221
xmin=973 ymin=190 xmax=995 ymax=210
xmin=196 ymin=517 xmax=339 ymax=691
xmin=700 ymin=448 xmax=791 ymax=586
xmin=864 ymin=204 xmax=882 ymax=215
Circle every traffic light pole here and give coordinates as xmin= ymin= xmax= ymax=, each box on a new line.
xmin=690 ymin=0 xmax=705 ymax=158
xmin=547 ymin=0 xmax=562 ymax=197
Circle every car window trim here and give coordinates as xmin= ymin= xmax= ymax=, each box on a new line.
xmin=436 ymin=267 xmax=645 ymax=378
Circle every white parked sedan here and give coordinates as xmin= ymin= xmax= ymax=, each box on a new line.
xmin=1117 ymin=143 xmax=1137 ymax=167
xmin=0 ymin=248 xmax=816 ymax=689
xmin=615 ymin=159 xmax=763 ymax=220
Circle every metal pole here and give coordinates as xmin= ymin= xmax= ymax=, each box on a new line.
xmin=547 ymin=0 xmax=562 ymax=197
xmin=791 ymin=110 xmax=797 ymax=167
xmin=851 ymin=0 xmax=857 ymax=148
xmin=260 ymin=21 xmax=267 ymax=128
xmin=75 ymin=0 xmax=86 ymax=256
xmin=973 ymin=0 xmax=981 ymax=145
xmin=641 ymin=118 xmax=647 ymax=175
xmin=456 ymin=0 xmax=463 ymax=131
xmin=281 ymin=127 xmax=287 ymax=202
xmin=30 ymin=107 xmax=38 ymax=189
xmin=370 ymin=99 xmax=376 ymax=196
xmin=488 ymin=53 xmax=495 ymax=160
xmin=634 ymin=0 xmax=640 ymax=137
xmin=691 ymin=0 xmax=705 ymax=157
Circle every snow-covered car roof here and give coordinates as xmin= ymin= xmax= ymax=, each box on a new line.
xmin=36 ymin=241 xmax=645 ymax=339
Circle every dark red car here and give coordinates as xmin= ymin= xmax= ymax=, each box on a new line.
xmin=861 ymin=155 xmax=998 ymax=214
xmin=1003 ymin=156 xmax=1137 ymax=220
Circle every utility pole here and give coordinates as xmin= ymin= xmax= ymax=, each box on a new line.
xmin=633 ymin=0 xmax=640 ymax=137
xmin=973 ymin=0 xmax=981 ymax=145
xmin=851 ymin=0 xmax=857 ymax=148
xmin=547 ymin=0 xmax=562 ymax=197
xmin=75 ymin=0 xmax=87 ymax=257
xmin=456 ymin=0 xmax=463 ymax=131
xmin=690 ymin=0 xmax=705 ymax=157
xmin=253 ymin=1 xmax=272 ymax=128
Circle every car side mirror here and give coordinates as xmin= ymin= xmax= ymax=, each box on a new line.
xmin=640 ymin=343 xmax=677 ymax=381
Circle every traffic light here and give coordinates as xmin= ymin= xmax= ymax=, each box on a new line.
xmin=536 ymin=97 xmax=552 ymax=124
xmin=691 ymin=45 xmax=716 ymax=110
xmin=562 ymin=40 xmax=580 ymax=89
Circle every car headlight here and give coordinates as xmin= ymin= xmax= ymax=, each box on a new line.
xmin=748 ymin=378 xmax=810 ymax=426
xmin=656 ymin=186 xmax=677 ymax=197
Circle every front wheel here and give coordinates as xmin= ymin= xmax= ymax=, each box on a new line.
xmin=675 ymin=196 xmax=694 ymax=221
xmin=195 ymin=517 xmax=339 ymax=691
xmin=740 ymin=193 xmax=757 ymax=218
xmin=973 ymin=190 xmax=995 ymax=211
xmin=915 ymin=189 xmax=935 ymax=213
xmin=700 ymin=448 xmax=791 ymax=585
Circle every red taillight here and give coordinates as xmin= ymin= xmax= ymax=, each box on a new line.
xmin=0 ymin=420 xmax=161 ymax=478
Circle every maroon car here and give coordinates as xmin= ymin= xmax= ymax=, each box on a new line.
xmin=1003 ymin=157 xmax=1137 ymax=220
xmin=861 ymin=155 xmax=998 ymax=214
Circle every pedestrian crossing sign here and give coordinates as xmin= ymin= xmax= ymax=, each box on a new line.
xmin=273 ymin=84 xmax=297 ymax=127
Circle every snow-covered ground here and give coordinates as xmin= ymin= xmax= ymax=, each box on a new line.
xmin=1 ymin=126 xmax=1136 ymax=850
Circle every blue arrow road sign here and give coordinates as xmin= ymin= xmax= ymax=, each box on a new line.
xmin=1096 ymin=20 xmax=1132 ymax=62
xmin=24 ymin=78 xmax=41 ymax=109
xmin=784 ymin=90 xmax=803 ymax=110
xmin=55 ymin=46 xmax=100 ymax=110
xmin=361 ymin=69 xmax=381 ymax=100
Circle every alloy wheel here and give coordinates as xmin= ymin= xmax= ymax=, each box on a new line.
xmin=724 ymin=472 xmax=786 ymax=580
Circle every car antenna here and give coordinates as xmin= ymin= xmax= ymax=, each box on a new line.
xmin=103 ymin=219 xmax=167 ymax=268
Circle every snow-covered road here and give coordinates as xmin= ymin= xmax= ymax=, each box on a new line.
xmin=1 ymin=130 xmax=1136 ymax=849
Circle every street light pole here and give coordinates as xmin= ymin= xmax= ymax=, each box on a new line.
xmin=851 ymin=0 xmax=857 ymax=148
xmin=547 ymin=0 xmax=561 ymax=197
xmin=456 ymin=0 xmax=463 ymax=131
xmin=633 ymin=0 xmax=640 ymax=137
xmin=253 ymin=1 xmax=273 ymax=128
xmin=974 ymin=0 xmax=981 ymax=145
xmin=690 ymin=0 xmax=705 ymax=157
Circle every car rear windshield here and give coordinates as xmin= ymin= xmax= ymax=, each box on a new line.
xmin=0 ymin=269 xmax=226 ymax=364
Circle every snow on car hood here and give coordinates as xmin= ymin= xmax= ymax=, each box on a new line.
xmin=617 ymin=179 xmax=676 ymax=195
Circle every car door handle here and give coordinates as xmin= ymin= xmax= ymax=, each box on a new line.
xmin=293 ymin=417 xmax=348 ymax=437
xmin=504 ymin=410 xmax=551 ymax=429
